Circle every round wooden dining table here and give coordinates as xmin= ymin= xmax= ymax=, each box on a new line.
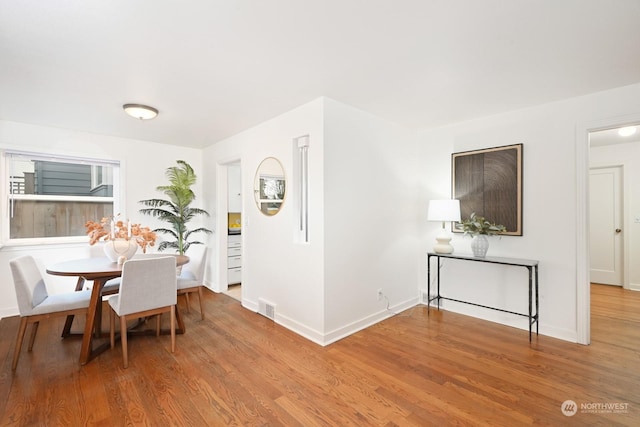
xmin=47 ymin=254 xmax=189 ymax=365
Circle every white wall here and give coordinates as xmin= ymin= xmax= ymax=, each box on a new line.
xmin=418 ymin=82 xmax=640 ymax=342
xmin=322 ymin=98 xmax=421 ymax=341
xmin=591 ymin=141 xmax=640 ymax=290
xmin=204 ymin=97 xmax=425 ymax=344
xmin=0 ymin=120 xmax=204 ymax=318
xmin=204 ymin=99 xmax=327 ymax=341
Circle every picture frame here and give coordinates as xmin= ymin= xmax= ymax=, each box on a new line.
xmin=452 ymin=143 xmax=523 ymax=235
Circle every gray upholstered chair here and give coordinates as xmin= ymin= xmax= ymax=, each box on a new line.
xmin=177 ymin=246 xmax=208 ymax=320
xmin=107 ymin=256 xmax=177 ymax=368
xmin=10 ymin=255 xmax=92 ymax=370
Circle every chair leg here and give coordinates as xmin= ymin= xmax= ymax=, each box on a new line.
xmin=197 ymin=287 xmax=205 ymax=320
xmin=94 ymin=298 xmax=103 ymax=338
xmin=156 ymin=314 xmax=161 ymax=337
xmin=170 ymin=306 xmax=176 ymax=353
xmin=184 ymin=292 xmax=191 ymax=313
xmin=28 ymin=321 xmax=39 ymax=351
xmin=120 ymin=315 xmax=129 ymax=368
xmin=62 ymin=277 xmax=86 ymax=337
xmin=61 ymin=315 xmax=74 ymax=338
xmin=12 ymin=317 xmax=28 ymax=371
xmin=110 ymin=309 xmax=116 ymax=349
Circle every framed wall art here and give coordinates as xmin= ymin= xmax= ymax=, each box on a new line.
xmin=452 ymin=143 xmax=523 ymax=235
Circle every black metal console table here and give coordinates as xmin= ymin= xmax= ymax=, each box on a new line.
xmin=427 ymin=252 xmax=539 ymax=341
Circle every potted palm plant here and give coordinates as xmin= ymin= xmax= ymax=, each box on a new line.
xmin=460 ymin=212 xmax=506 ymax=257
xmin=139 ymin=160 xmax=212 ymax=255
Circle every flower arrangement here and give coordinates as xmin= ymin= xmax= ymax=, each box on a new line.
xmin=460 ymin=212 xmax=506 ymax=236
xmin=85 ymin=215 xmax=157 ymax=253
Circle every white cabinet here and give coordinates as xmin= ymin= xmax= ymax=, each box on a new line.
xmin=227 ymin=234 xmax=241 ymax=284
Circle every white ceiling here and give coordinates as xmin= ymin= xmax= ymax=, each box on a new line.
xmin=1 ymin=1 xmax=639 ymax=149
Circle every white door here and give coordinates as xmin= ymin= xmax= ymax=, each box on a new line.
xmin=589 ymin=166 xmax=623 ymax=286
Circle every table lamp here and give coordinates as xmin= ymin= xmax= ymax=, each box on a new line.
xmin=427 ymin=199 xmax=461 ymax=254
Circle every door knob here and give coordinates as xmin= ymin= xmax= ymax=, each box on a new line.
xmin=615 ymin=228 xmax=622 ymax=233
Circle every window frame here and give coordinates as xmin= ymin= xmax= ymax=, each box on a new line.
xmin=1 ymin=149 xmax=121 ymax=246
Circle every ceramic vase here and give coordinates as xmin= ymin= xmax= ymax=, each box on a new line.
xmin=104 ymin=239 xmax=138 ymax=263
xmin=470 ymin=235 xmax=489 ymax=258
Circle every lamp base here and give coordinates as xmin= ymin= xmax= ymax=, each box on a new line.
xmin=433 ymin=240 xmax=454 ymax=254
xmin=433 ymin=229 xmax=454 ymax=254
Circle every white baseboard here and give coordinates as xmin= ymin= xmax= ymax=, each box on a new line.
xmin=0 ymin=307 xmax=19 ymax=320
xmin=240 ymin=296 xmax=420 ymax=346
xmin=224 ymin=295 xmax=581 ymax=346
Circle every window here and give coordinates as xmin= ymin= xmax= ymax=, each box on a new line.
xmin=3 ymin=150 xmax=120 ymax=243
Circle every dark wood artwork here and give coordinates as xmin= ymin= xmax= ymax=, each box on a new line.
xmin=452 ymin=143 xmax=523 ymax=235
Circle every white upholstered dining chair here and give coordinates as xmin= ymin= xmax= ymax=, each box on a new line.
xmin=10 ymin=255 xmax=92 ymax=370
xmin=107 ymin=256 xmax=177 ymax=368
xmin=177 ymin=245 xmax=208 ymax=320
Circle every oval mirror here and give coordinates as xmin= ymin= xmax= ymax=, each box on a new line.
xmin=254 ymin=157 xmax=286 ymax=216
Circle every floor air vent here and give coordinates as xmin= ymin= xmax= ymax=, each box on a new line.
xmin=258 ymin=298 xmax=276 ymax=320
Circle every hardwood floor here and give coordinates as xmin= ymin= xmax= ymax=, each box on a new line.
xmin=1 ymin=284 xmax=639 ymax=426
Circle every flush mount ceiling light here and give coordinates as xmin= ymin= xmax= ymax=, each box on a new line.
xmin=618 ymin=126 xmax=637 ymax=137
xmin=123 ymin=103 xmax=158 ymax=120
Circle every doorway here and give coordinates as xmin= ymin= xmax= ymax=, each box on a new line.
xmin=589 ymin=165 xmax=623 ymax=286
xmin=581 ymin=122 xmax=640 ymax=344
xmin=225 ymin=162 xmax=242 ymax=302
xmin=216 ymin=159 xmax=243 ymax=302
xmin=589 ymin=124 xmax=640 ymax=289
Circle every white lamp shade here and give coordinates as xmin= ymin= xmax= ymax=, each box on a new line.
xmin=427 ymin=199 xmax=461 ymax=222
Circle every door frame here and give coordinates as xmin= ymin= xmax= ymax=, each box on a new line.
xmin=577 ymin=113 xmax=640 ymax=345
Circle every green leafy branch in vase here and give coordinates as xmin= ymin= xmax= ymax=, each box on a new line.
xmin=460 ymin=212 xmax=506 ymax=236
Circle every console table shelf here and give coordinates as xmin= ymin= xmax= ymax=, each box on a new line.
xmin=427 ymin=252 xmax=539 ymax=341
